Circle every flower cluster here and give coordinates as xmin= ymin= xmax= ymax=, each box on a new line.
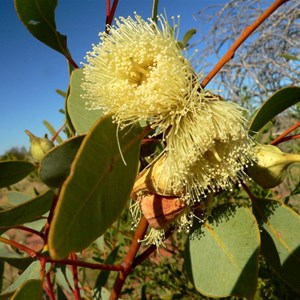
xmin=83 ymin=14 xmax=254 ymax=246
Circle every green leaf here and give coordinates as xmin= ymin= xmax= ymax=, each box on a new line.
xmin=94 ymin=246 xmax=119 ymax=298
xmin=14 ymin=0 xmax=69 ymax=57
xmin=182 ymin=28 xmax=196 ymax=47
xmin=39 ymin=135 xmax=85 ymax=187
xmin=56 ymin=89 xmax=66 ymax=98
xmin=48 ymin=116 xmax=144 ymax=259
xmin=67 ymin=69 xmax=104 ymax=134
xmin=3 ymin=191 xmax=31 ymax=207
xmin=252 ymin=198 xmax=300 ymax=292
xmin=11 ymin=279 xmax=42 ymax=300
xmin=0 ymin=190 xmax=54 ymax=228
xmin=0 ymin=240 xmax=33 ymax=270
xmin=248 ymin=86 xmax=300 ymax=135
xmin=0 ymin=161 xmax=36 ymax=188
xmin=0 ymin=261 xmax=3 ymax=293
xmin=184 ymin=204 xmax=260 ymax=299
xmin=279 ymin=54 xmax=300 ymax=61
xmin=0 ymin=261 xmax=50 ymax=299
xmin=43 ymin=120 xmax=63 ymax=144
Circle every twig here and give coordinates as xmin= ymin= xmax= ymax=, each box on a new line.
xmin=70 ymin=253 xmax=81 ymax=300
xmin=45 ymin=271 xmax=56 ymax=300
xmin=51 ymin=122 xmax=66 ymax=143
xmin=273 ymin=134 xmax=300 ymax=145
xmin=43 ymin=257 xmax=123 ymax=271
xmin=152 ymin=0 xmax=159 ymax=23
xmin=44 ymin=192 xmax=59 ymax=245
xmin=0 ymin=236 xmax=37 ymax=258
xmin=5 ymin=225 xmax=44 ymax=239
xmin=271 ymin=121 xmax=300 ymax=145
xmin=200 ymin=0 xmax=289 ymax=88
xmin=106 ymin=0 xmax=119 ymax=33
xmin=110 ymin=216 xmax=149 ymax=300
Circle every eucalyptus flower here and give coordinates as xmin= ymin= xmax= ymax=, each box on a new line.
xmin=83 ymin=13 xmax=255 ymax=247
xmin=82 ymin=13 xmax=195 ymax=133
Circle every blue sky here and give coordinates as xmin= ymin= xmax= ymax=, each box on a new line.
xmin=0 ymin=0 xmax=227 ymax=155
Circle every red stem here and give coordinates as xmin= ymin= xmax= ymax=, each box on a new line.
xmin=45 ymin=271 xmax=56 ymax=300
xmin=109 ymin=216 xmax=149 ymax=300
xmin=70 ymin=253 xmax=81 ymax=300
xmin=51 ymin=123 xmax=65 ymax=143
xmin=274 ymin=134 xmax=300 ymax=145
xmin=271 ymin=121 xmax=300 ymax=145
xmin=7 ymin=225 xmax=44 ymax=239
xmin=44 ymin=192 xmax=59 ymax=245
xmin=0 ymin=236 xmax=37 ymax=258
xmin=66 ymin=53 xmax=79 ymax=69
xmin=200 ymin=0 xmax=289 ymax=88
xmin=105 ymin=0 xmax=119 ymax=33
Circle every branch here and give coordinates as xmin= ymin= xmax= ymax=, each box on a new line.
xmin=44 ymin=192 xmax=59 ymax=245
xmin=43 ymin=256 xmax=122 ymax=271
xmin=200 ymin=0 xmax=289 ymax=88
xmin=110 ymin=216 xmax=149 ymax=300
xmin=4 ymin=225 xmax=44 ymax=239
xmin=271 ymin=121 xmax=300 ymax=145
xmin=106 ymin=0 xmax=119 ymax=33
xmin=70 ymin=253 xmax=81 ymax=300
xmin=0 ymin=236 xmax=37 ymax=258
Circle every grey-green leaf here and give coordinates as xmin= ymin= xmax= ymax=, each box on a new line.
xmin=48 ymin=116 xmax=145 ymax=259
xmin=0 ymin=190 xmax=54 ymax=229
xmin=14 ymin=0 xmax=69 ymax=58
xmin=0 ymin=240 xmax=33 ymax=270
xmin=67 ymin=68 xmax=103 ymax=134
xmin=184 ymin=204 xmax=260 ymax=299
xmin=248 ymin=86 xmax=300 ymax=135
xmin=252 ymin=198 xmax=300 ymax=292
xmin=0 ymin=161 xmax=36 ymax=188
xmin=39 ymin=135 xmax=85 ymax=187
xmin=11 ymin=279 xmax=43 ymax=300
xmin=0 ymin=261 xmax=50 ymax=299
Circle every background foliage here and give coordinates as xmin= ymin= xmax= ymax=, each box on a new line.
xmin=0 ymin=0 xmax=299 ymax=299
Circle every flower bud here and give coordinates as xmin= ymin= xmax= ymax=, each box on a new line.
xmin=246 ymin=144 xmax=300 ymax=188
xmin=25 ymin=130 xmax=54 ymax=162
xmin=131 ymin=155 xmax=179 ymax=198
xmin=140 ymin=194 xmax=186 ymax=229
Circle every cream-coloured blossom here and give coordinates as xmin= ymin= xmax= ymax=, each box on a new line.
xmin=82 ymin=13 xmax=195 ymax=133
xmin=159 ymin=92 xmax=254 ymax=203
xmin=83 ymin=13 xmax=255 ymax=247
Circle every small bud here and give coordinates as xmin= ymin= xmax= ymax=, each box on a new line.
xmin=25 ymin=130 xmax=54 ymax=162
xmin=247 ymin=144 xmax=300 ymax=188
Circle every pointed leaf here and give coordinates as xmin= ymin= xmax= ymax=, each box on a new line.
xmin=48 ymin=116 xmax=144 ymax=259
xmin=182 ymin=28 xmax=196 ymax=48
xmin=0 ymin=240 xmax=33 ymax=270
xmin=11 ymin=279 xmax=42 ymax=300
xmin=249 ymin=86 xmax=300 ymax=135
xmin=252 ymin=198 xmax=300 ymax=292
xmin=14 ymin=0 xmax=69 ymax=57
xmin=94 ymin=246 xmax=119 ymax=297
xmin=67 ymin=69 xmax=104 ymax=134
xmin=0 ymin=161 xmax=36 ymax=188
xmin=1 ymin=191 xmax=31 ymax=208
xmin=39 ymin=135 xmax=85 ymax=187
xmin=0 ymin=261 xmax=50 ymax=299
xmin=0 ymin=190 xmax=54 ymax=228
xmin=184 ymin=204 xmax=260 ymax=299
